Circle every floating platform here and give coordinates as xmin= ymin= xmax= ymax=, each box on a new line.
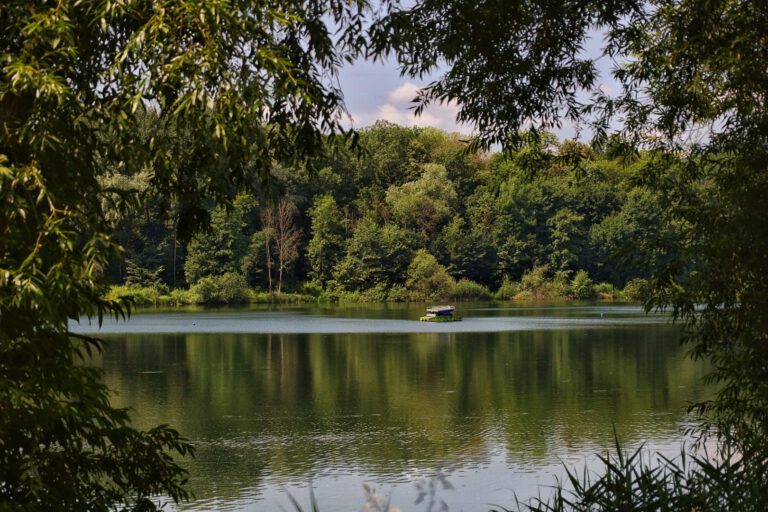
xmin=420 ymin=305 xmax=461 ymax=322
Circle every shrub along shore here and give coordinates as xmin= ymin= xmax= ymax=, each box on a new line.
xmin=106 ymin=266 xmax=649 ymax=306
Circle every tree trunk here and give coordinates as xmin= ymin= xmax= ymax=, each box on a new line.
xmin=260 ymin=209 xmax=275 ymax=293
xmin=276 ymin=199 xmax=300 ymax=295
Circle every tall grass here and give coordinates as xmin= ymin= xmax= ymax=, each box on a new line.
xmin=284 ymin=434 xmax=761 ymax=512
xmin=496 ymin=434 xmax=759 ymax=512
xmin=447 ymin=279 xmax=492 ymax=300
xmin=105 ymin=284 xmax=167 ymax=306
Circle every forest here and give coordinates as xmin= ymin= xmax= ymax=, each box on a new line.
xmin=110 ymin=118 xmax=660 ymax=305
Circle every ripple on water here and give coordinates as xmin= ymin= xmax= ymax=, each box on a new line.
xmin=93 ymin=304 xmax=700 ymax=512
xmin=71 ymin=306 xmax=671 ymax=335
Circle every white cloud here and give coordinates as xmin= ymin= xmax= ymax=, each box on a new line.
xmin=349 ymin=81 xmax=473 ymax=135
xmin=387 ymin=82 xmax=421 ymax=103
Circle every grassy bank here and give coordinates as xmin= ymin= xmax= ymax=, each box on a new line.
xmin=107 ymin=268 xmax=649 ymax=307
xmin=105 ymin=284 xmax=319 ymax=307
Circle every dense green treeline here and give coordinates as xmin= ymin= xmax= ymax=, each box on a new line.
xmin=110 ymin=119 xmax=660 ymax=304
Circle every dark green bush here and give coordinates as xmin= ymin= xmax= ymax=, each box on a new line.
xmin=516 ymin=266 xmax=558 ymax=300
xmin=594 ymin=282 xmax=618 ymax=300
xmin=190 ymin=273 xmax=250 ymax=304
xmin=406 ymin=250 xmax=455 ymax=301
xmin=386 ymin=284 xmax=409 ymax=302
xmin=496 ymin=276 xmax=520 ymax=300
xmin=448 ymin=279 xmax=491 ymax=300
xmin=570 ymin=270 xmax=595 ymax=300
xmin=623 ymin=278 xmax=650 ymax=302
xmin=337 ymin=283 xmax=390 ymax=303
xmin=106 ymin=284 xmax=164 ymax=306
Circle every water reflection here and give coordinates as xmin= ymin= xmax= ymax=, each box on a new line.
xmin=72 ymin=303 xmax=666 ymax=334
xmin=93 ymin=306 xmax=708 ymax=511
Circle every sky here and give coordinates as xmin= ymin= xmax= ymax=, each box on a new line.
xmin=336 ymin=30 xmax=618 ymax=142
xmin=337 ymin=58 xmax=471 ymax=135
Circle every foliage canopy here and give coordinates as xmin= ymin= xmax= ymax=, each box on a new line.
xmin=371 ymin=0 xmax=768 ymax=508
xmin=1 ymin=0 xmax=370 ymax=508
xmin=3 ymin=0 xmax=768 ymax=509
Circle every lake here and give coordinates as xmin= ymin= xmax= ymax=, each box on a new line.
xmin=71 ymin=303 xmax=709 ymax=511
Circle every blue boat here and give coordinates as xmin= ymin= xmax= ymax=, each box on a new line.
xmin=419 ymin=305 xmax=461 ymax=322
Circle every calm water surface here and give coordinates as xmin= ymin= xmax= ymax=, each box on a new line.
xmin=73 ymin=303 xmax=709 ymax=511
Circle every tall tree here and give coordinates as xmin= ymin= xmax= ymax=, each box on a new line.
xmin=184 ymin=194 xmax=257 ymax=285
xmin=546 ymin=208 xmax=586 ymax=272
xmin=405 ymin=249 xmax=455 ymax=301
xmin=356 ymin=121 xmax=424 ymax=187
xmin=385 ymin=163 xmax=458 ymax=241
xmin=334 ymin=216 xmax=414 ymax=292
xmin=307 ymin=195 xmax=346 ymax=286
xmin=260 ymin=208 xmax=276 ymax=294
xmin=436 ymin=215 xmax=495 ymax=286
xmin=275 ymin=200 xmax=302 ymax=293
